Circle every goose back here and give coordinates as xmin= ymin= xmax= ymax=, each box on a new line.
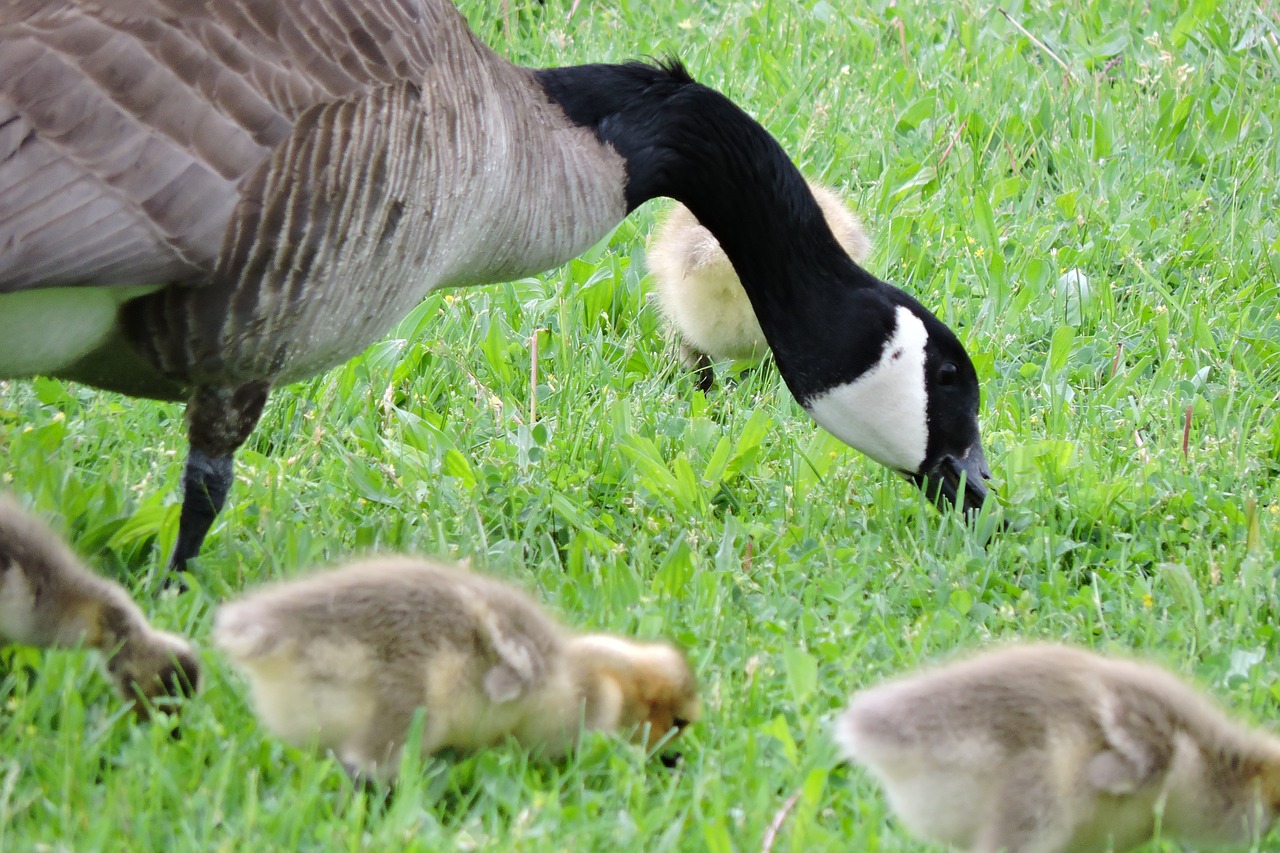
xmin=1 ymin=0 xmax=625 ymax=393
xmin=0 ymin=0 xmax=452 ymax=292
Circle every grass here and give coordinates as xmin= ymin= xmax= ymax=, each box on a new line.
xmin=2 ymin=0 xmax=1279 ymax=849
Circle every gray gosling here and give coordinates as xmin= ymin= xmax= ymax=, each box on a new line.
xmin=214 ymin=557 xmax=700 ymax=779
xmin=0 ymin=494 xmax=201 ymax=715
xmin=647 ymin=181 xmax=871 ymax=391
xmin=836 ymin=643 xmax=1280 ymax=852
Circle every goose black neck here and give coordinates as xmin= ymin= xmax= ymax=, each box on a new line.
xmin=536 ymin=61 xmax=901 ymax=399
xmin=537 ymin=64 xmax=880 ymax=281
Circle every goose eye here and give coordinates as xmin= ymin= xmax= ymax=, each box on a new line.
xmin=937 ymin=362 xmax=958 ymax=386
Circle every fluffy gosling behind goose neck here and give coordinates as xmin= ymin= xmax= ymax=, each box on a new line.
xmin=648 ymin=181 xmax=872 ymax=378
xmin=537 ymin=61 xmax=990 ymax=512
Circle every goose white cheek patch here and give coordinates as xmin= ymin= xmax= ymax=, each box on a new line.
xmin=805 ymin=306 xmax=929 ymax=474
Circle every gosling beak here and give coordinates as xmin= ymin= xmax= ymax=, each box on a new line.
xmin=124 ymin=650 xmax=202 ymax=731
xmin=913 ymin=443 xmax=992 ymax=515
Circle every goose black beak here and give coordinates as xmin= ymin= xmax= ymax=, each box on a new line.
xmin=913 ymin=444 xmax=992 ymax=515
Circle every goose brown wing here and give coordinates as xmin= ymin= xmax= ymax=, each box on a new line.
xmin=0 ymin=0 xmax=446 ymax=293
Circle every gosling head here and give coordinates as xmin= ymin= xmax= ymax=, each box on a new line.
xmin=104 ymin=629 xmax=202 ymax=719
xmin=1175 ymin=739 xmax=1280 ymax=847
xmin=624 ymin=641 xmax=701 ymax=749
xmin=1252 ymin=759 xmax=1280 ymax=841
xmin=572 ymin=635 xmax=700 ymax=750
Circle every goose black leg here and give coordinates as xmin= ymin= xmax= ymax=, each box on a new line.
xmin=168 ymin=382 xmax=270 ymax=572
xmin=170 ymin=449 xmax=233 ymax=572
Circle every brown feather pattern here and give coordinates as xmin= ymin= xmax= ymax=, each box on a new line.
xmin=1 ymin=0 xmax=625 ymax=393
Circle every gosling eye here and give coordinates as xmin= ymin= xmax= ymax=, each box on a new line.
xmin=672 ymin=716 xmax=691 ymax=730
xmin=937 ymin=362 xmax=958 ymax=386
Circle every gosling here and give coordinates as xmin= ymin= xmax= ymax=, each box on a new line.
xmin=0 ymin=494 xmax=201 ymax=714
xmin=835 ymin=643 xmax=1280 ymax=852
xmin=214 ymin=557 xmax=700 ymax=779
xmin=647 ymin=180 xmax=872 ymax=391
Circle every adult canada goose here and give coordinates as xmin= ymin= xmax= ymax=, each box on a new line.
xmin=836 ymin=643 xmax=1280 ymax=852
xmin=214 ymin=556 xmax=699 ymax=779
xmin=647 ymin=180 xmax=871 ymax=392
xmin=0 ymin=0 xmax=992 ymax=572
xmin=0 ymin=493 xmax=201 ymax=715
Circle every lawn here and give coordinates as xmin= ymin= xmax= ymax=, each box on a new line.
xmin=2 ymin=0 xmax=1278 ymax=850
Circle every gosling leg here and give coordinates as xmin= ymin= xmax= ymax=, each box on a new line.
xmin=679 ymin=343 xmax=715 ymax=393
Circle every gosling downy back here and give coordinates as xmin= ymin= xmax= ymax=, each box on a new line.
xmin=0 ymin=493 xmax=200 ymax=713
xmin=2 ymin=1 xmax=991 ymax=574
xmin=214 ymin=556 xmax=698 ymax=778
xmin=836 ymin=643 xmax=1280 ymax=853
